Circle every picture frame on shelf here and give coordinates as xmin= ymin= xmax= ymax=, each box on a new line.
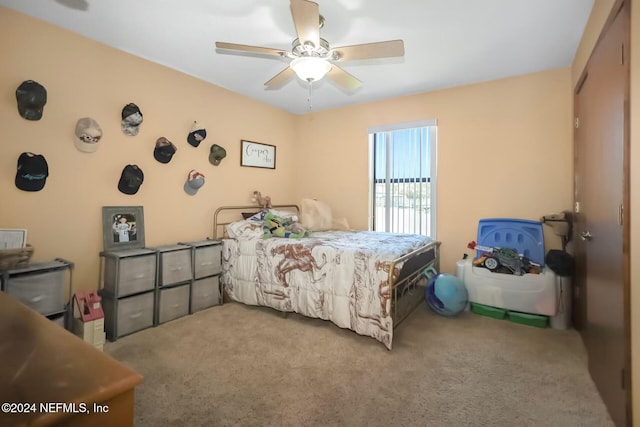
xmin=102 ymin=206 xmax=145 ymax=251
xmin=240 ymin=140 xmax=276 ymax=169
xmin=0 ymin=229 xmax=27 ymax=250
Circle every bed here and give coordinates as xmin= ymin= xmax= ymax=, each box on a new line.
xmin=213 ymin=204 xmax=441 ymax=349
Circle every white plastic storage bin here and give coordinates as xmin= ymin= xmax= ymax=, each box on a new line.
xmin=456 ymin=258 xmax=557 ymax=316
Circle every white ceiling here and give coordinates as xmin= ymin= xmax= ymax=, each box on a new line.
xmin=1 ymin=0 xmax=594 ymax=115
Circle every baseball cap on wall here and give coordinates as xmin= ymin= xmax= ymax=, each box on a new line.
xmin=121 ymin=103 xmax=143 ymax=136
xmin=209 ymin=144 xmax=227 ymax=166
xmin=16 ymin=80 xmax=47 ymax=121
xmin=74 ymin=117 xmax=103 ymax=153
xmin=15 ymin=152 xmax=49 ymax=192
xmin=187 ymin=121 xmax=207 ymax=147
xmin=184 ymin=170 xmax=205 ymax=196
xmin=153 ymin=137 xmax=177 ymax=164
xmin=118 ymin=164 xmax=144 ymax=195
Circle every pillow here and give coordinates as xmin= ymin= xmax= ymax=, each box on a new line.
xmin=226 ymin=219 xmax=263 ymax=240
xmin=269 ymin=209 xmax=297 ymax=219
xmin=300 ymin=198 xmax=333 ymax=231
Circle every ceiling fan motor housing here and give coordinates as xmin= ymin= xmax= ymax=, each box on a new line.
xmin=291 ymin=37 xmax=330 ymax=58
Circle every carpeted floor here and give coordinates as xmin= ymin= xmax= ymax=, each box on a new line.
xmin=106 ymin=302 xmax=614 ymax=427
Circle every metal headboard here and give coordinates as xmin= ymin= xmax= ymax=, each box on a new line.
xmin=212 ymin=204 xmax=300 ymax=239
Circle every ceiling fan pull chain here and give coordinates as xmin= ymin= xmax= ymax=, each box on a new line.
xmin=307 ymin=80 xmax=313 ymax=111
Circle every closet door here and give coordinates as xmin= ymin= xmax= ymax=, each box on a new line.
xmin=573 ymin=2 xmax=629 ymax=425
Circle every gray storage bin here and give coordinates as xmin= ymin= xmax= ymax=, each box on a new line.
xmin=5 ymin=270 xmax=65 ymax=316
xmin=102 ymin=291 xmax=155 ymax=340
xmin=191 ymin=276 xmax=220 ymax=312
xmin=194 ymin=245 xmax=222 ymax=279
xmin=160 ymin=249 xmax=192 ymax=285
xmin=158 ymin=284 xmax=190 ymax=324
xmin=104 ymin=252 xmax=156 ymax=297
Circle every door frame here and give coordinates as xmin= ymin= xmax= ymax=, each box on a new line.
xmin=573 ymin=0 xmax=631 ymax=423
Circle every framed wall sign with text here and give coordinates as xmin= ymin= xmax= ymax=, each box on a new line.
xmin=240 ymin=140 xmax=276 ymax=169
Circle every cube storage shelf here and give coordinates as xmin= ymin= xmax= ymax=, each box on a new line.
xmin=154 ymin=244 xmax=192 ymax=325
xmin=99 ymin=239 xmax=222 ymax=341
xmin=179 ymin=239 xmax=222 ymax=313
xmin=0 ymin=258 xmax=74 ymax=329
xmin=99 ymin=248 xmax=157 ymax=341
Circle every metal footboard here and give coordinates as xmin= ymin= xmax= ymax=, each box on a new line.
xmin=389 ymin=240 xmax=441 ymax=328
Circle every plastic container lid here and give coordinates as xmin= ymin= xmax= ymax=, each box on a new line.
xmin=476 ymin=218 xmax=545 ymax=266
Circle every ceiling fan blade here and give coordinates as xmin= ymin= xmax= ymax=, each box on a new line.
xmin=215 ymin=42 xmax=288 ymax=58
xmin=290 ymin=0 xmax=320 ymax=49
xmin=331 ymin=40 xmax=405 ymax=61
xmin=265 ymin=67 xmax=296 ymax=89
xmin=326 ymin=64 xmax=362 ymax=91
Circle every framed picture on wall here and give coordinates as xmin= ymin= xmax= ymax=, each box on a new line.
xmin=240 ymin=140 xmax=276 ymax=169
xmin=102 ymin=206 xmax=145 ymax=251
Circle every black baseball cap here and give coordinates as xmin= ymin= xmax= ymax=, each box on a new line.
xmin=187 ymin=121 xmax=207 ymax=147
xmin=118 ymin=165 xmax=144 ymax=195
xmin=16 ymin=80 xmax=47 ymax=121
xmin=15 ymin=152 xmax=49 ymax=191
xmin=153 ymin=137 xmax=177 ymax=164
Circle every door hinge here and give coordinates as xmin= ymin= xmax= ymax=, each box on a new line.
xmin=575 ymin=201 xmax=581 ymax=213
xmin=574 ymin=117 xmax=580 ymax=129
xmin=621 ymin=43 xmax=624 ymax=65
xmin=618 ymin=204 xmax=624 ymax=226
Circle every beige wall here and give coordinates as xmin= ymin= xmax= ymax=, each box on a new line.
xmin=0 ymin=9 xmax=575 ymax=291
xmin=294 ymin=68 xmax=573 ymax=274
xmin=0 ymin=8 xmax=297 ymax=291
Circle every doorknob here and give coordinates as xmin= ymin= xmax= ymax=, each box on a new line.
xmin=580 ymin=231 xmax=593 ymax=241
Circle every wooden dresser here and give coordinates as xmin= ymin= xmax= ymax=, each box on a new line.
xmin=0 ymin=292 xmax=142 ymax=426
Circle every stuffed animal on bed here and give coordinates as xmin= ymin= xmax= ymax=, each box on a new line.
xmin=263 ymin=211 xmax=307 ymax=238
xmin=252 ymin=191 xmax=272 ymax=209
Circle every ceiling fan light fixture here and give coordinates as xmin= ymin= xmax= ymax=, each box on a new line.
xmin=290 ymin=56 xmax=332 ymax=82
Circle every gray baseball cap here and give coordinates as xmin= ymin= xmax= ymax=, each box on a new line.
xmin=184 ymin=170 xmax=205 ymax=195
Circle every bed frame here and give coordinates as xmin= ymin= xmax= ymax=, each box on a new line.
xmin=212 ymin=205 xmax=441 ymax=330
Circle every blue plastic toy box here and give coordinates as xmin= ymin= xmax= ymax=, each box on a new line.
xmin=456 ymin=218 xmax=558 ymax=317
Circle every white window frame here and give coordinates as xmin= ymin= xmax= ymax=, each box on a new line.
xmin=367 ymin=119 xmax=437 ymax=238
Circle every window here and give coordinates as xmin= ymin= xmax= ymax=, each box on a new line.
xmin=368 ymin=120 xmax=437 ymax=237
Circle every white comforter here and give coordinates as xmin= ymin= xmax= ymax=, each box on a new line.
xmin=221 ymin=230 xmax=433 ymax=349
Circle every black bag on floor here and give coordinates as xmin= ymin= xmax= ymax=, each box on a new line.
xmin=545 ymin=250 xmax=575 ymax=277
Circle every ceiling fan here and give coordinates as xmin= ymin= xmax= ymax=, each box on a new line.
xmin=215 ymin=0 xmax=405 ymax=91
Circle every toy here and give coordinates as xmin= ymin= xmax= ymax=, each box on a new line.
xmin=467 ymin=240 xmax=540 ymax=275
xmin=288 ymin=215 xmax=306 ymax=234
xmin=262 ymin=211 xmax=307 ymax=238
xmin=425 ymin=273 xmax=468 ymax=316
xmin=252 ymin=190 xmax=272 ymax=209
